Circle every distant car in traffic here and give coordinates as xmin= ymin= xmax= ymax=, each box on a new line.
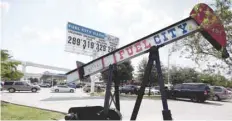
xmin=226 ymin=88 xmax=232 ymax=92
xmin=210 ymin=86 xmax=230 ymax=101
xmin=76 ymin=83 xmax=83 ymax=88
xmin=39 ymin=83 xmax=51 ymax=88
xmin=119 ymin=85 xmax=139 ymax=94
xmin=51 ymin=85 xmax=75 ymax=93
xmin=145 ymin=86 xmax=160 ymax=95
xmin=67 ymin=83 xmax=77 ymax=89
xmin=166 ymin=83 xmax=211 ymax=103
xmin=83 ymin=85 xmax=104 ymax=93
xmin=3 ymin=81 xmax=41 ymax=93
xmin=0 ymin=84 xmax=2 ymax=91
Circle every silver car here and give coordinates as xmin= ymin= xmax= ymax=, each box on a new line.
xmin=3 ymin=81 xmax=41 ymax=93
xmin=210 ymin=86 xmax=230 ymax=101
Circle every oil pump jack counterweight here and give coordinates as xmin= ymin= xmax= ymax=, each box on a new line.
xmin=65 ymin=3 xmax=230 ymax=121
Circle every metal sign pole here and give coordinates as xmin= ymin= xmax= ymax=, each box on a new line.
xmin=113 ymin=64 xmax=120 ymax=111
xmin=130 ymin=47 xmax=157 ymax=120
xmin=90 ymin=51 xmax=98 ymax=93
xmin=103 ymin=64 xmax=114 ymax=115
xmin=154 ymin=47 xmax=172 ymax=120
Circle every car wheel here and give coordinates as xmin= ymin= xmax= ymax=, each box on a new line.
xmin=213 ymin=95 xmax=220 ymax=101
xmin=70 ymin=89 xmax=74 ymax=93
xmin=31 ymin=88 xmax=37 ymax=92
xmin=191 ymin=95 xmax=198 ymax=102
xmin=199 ymin=99 xmax=206 ymax=103
xmin=151 ymin=92 xmax=155 ymax=95
xmin=55 ymin=89 xmax=59 ymax=92
xmin=170 ymin=94 xmax=176 ymax=100
xmin=9 ymin=88 xmax=15 ymax=93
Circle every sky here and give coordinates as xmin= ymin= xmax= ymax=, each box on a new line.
xmin=1 ymin=0 xmax=215 ymax=75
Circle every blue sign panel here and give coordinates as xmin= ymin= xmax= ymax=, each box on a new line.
xmin=67 ymin=22 xmax=106 ymax=39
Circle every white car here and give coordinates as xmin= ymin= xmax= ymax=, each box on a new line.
xmin=51 ymin=85 xmax=75 ymax=93
xmin=228 ymin=90 xmax=232 ymax=99
xmin=145 ymin=87 xmax=160 ymax=95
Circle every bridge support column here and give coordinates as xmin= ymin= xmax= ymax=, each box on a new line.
xmin=21 ymin=64 xmax=27 ymax=81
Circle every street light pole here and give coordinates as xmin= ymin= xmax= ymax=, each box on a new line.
xmin=167 ymin=49 xmax=171 ymax=87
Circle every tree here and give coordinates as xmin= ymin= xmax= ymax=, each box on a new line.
xmin=101 ymin=60 xmax=134 ymax=84
xmin=136 ymin=57 xmax=167 ymax=86
xmin=1 ymin=50 xmax=23 ymax=81
xmin=168 ymin=66 xmax=200 ymax=84
xmin=172 ymin=0 xmax=232 ymax=76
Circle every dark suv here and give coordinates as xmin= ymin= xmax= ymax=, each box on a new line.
xmin=3 ymin=81 xmax=41 ymax=93
xmin=119 ymin=85 xmax=139 ymax=94
xmin=166 ymin=83 xmax=211 ymax=103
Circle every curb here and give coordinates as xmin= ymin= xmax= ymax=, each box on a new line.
xmin=1 ymin=100 xmax=67 ymax=115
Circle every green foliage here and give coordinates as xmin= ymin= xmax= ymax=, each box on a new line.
xmin=199 ymin=72 xmax=232 ymax=87
xmin=164 ymin=65 xmax=232 ymax=88
xmin=172 ymin=0 xmax=232 ymax=76
xmin=1 ymin=50 xmax=23 ymax=81
xmin=169 ymin=66 xmax=199 ymax=84
xmin=1 ymin=101 xmax=64 ymax=120
xmin=101 ymin=60 xmax=134 ymax=83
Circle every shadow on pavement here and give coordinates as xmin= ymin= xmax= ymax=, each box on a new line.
xmin=2 ymin=91 xmax=40 ymax=93
xmin=169 ymin=98 xmax=223 ymax=106
xmin=220 ymin=100 xmax=232 ymax=103
xmin=41 ymin=96 xmax=141 ymax=101
xmin=50 ymin=92 xmax=76 ymax=93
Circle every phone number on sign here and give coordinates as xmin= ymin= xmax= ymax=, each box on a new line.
xmin=67 ymin=36 xmax=116 ymax=52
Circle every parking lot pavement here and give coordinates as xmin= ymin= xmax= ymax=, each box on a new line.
xmin=1 ymin=88 xmax=232 ymax=120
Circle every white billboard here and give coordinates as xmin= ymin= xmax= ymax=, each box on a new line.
xmin=65 ymin=22 xmax=119 ymax=56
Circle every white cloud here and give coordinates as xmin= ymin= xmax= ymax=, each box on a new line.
xmin=0 ymin=1 xmax=10 ymax=13
xmin=20 ymin=26 xmax=65 ymax=45
xmin=5 ymin=0 xmax=222 ymax=77
xmin=94 ymin=0 xmax=176 ymax=72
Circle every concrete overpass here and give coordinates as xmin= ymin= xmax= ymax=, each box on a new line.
xmin=9 ymin=59 xmax=71 ymax=81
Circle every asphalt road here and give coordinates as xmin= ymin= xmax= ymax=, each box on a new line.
xmin=1 ymin=88 xmax=232 ymax=120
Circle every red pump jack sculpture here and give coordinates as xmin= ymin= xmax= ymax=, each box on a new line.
xmin=65 ymin=3 xmax=230 ymax=120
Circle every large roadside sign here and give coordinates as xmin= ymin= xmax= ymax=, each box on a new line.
xmin=65 ymin=22 xmax=120 ymax=56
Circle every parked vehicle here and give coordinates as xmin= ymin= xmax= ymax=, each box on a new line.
xmin=51 ymin=85 xmax=75 ymax=93
xmin=83 ymin=85 xmax=104 ymax=93
xmin=119 ymin=85 xmax=139 ymax=94
xmin=39 ymin=83 xmax=51 ymax=88
xmin=67 ymin=83 xmax=77 ymax=89
xmin=3 ymin=81 xmax=41 ymax=93
xmin=226 ymin=88 xmax=232 ymax=92
xmin=166 ymin=83 xmax=211 ymax=103
xmin=76 ymin=83 xmax=83 ymax=88
xmin=152 ymin=86 xmax=160 ymax=95
xmin=210 ymin=86 xmax=230 ymax=101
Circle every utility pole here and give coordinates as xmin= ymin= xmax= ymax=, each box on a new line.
xmin=167 ymin=49 xmax=171 ymax=87
xmin=51 ymin=74 xmax=53 ymax=87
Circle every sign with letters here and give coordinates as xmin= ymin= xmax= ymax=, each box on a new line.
xmin=67 ymin=18 xmax=198 ymax=80
xmin=66 ymin=3 xmax=229 ymax=82
xmin=65 ymin=22 xmax=119 ymax=56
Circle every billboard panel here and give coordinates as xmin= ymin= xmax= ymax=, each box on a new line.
xmin=65 ymin=22 xmax=119 ymax=56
